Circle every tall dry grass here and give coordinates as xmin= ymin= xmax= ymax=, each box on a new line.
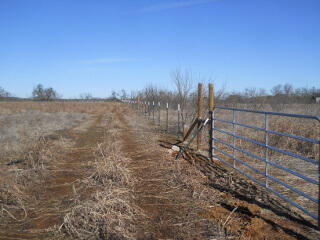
xmin=0 ymin=102 xmax=116 ymax=225
xmin=0 ymin=134 xmax=73 ymax=224
xmin=0 ymin=103 xmax=93 ymax=166
xmin=58 ymin=112 xmax=140 ymax=240
xmin=0 ymin=101 xmax=115 ymax=115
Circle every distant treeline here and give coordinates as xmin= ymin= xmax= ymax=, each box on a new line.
xmin=132 ymin=69 xmax=320 ymax=118
xmin=1 ymin=78 xmax=319 ymax=111
xmin=0 ymin=85 xmax=121 ymax=102
xmin=224 ymin=84 xmax=320 ymax=104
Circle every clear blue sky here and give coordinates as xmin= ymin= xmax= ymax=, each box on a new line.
xmin=0 ymin=0 xmax=319 ymax=98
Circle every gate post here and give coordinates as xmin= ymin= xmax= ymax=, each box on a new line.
xmin=197 ymin=83 xmax=203 ymax=151
xmin=209 ymin=83 xmax=214 ymax=159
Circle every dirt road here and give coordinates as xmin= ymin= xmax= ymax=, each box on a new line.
xmin=0 ymin=104 xmax=319 ymax=239
xmin=116 ymin=109 xmax=218 ymax=239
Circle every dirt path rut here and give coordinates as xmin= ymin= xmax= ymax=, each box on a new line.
xmin=0 ymin=115 xmax=105 ymax=239
xmin=116 ymin=109 xmax=216 ymax=239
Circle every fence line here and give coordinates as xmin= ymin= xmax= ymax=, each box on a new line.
xmin=128 ymin=84 xmax=320 ymax=228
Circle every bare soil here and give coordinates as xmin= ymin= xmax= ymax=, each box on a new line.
xmin=0 ymin=104 xmax=319 ymax=239
xmin=116 ymin=108 xmax=219 ymax=239
xmin=0 ymin=115 xmax=104 ymax=239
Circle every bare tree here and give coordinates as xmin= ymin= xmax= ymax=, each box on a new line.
xmin=0 ymin=87 xmax=11 ymax=100
xmin=120 ymin=89 xmax=127 ymax=100
xmin=271 ymin=84 xmax=283 ymax=96
xmin=111 ymin=90 xmax=118 ymax=99
xmin=32 ymin=84 xmax=44 ymax=100
xmin=171 ymin=68 xmax=195 ymax=104
xmin=80 ymin=93 xmax=92 ymax=101
xmin=32 ymin=84 xmax=60 ymax=101
xmin=171 ymin=68 xmax=197 ymax=127
xmin=44 ymin=87 xmax=58 ymax=101
xmin=283 ymin=83 xmax=294 ymax=96
xmin=171 ymin=68 xmax=227 ymax=126
xmin=130 ymin=90 xmax=138 ymax=101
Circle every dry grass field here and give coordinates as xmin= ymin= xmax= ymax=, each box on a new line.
xmin=0 ymin=101 xmax=319 ymax=239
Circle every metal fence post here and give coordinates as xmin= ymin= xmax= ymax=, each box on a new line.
xmin=197 ymin=83 xmax=203 ymax=151
xmin=178 ymin=104 xmax=181 ymax=139
xmin=158 ymin=102 xmax=160 ymax=127
xmin=166 ymin=103 xmax=169 ymax=131
xmin=152 ymin=101 xmax=155 ymax=123
xmin=148 ymin=102 xmax=150 ymax=117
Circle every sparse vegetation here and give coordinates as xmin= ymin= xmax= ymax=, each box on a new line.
xmin=0 ymin=87 xmax=319 ymax=239
xmin=59 ymin=113 xmax=140 ymax=239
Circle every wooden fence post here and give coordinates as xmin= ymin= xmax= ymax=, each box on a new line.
xmin=197 ymin=83 xmax=203 ymax=151
xmin=209 ymin=83 xmax=214 ymax=159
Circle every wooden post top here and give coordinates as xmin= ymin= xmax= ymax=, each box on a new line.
xmin=209 ymin=83 xmax=214 ymax=112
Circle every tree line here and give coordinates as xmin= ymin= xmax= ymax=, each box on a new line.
xmin=223 ymin=84 xmax=320 ymax=111
xmin=130 ymin=69 xmax=320 ymax=128
xmin=1 ymin=72 xmax=319 ymax=108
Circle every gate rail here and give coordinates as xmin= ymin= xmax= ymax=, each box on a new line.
xmin=212 ymin=106 xmax=320 ymax=222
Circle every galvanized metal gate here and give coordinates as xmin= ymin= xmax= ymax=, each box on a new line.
xmin=211 ymin=107 xmax=320 ymax=224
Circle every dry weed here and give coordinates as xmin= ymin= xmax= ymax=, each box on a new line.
xmin=0 ymin=103 xmax=94 ymax=225
xmin=89 ymin=158 xmax=132 ymax=188
xmin=269 ymin=117 xmax=319 ymax=159
xmin=62 ymin=189 xmax=137 ymax=240
xmin=0 ymin=134 xmax=72 ymax=224
xmin=58 ymin=112 xmax=140 ymax=240
xmin=173 ymin=161 xmax=208 ymax=198
xmin=0 ymin=169 xmax=27 ymax=221
xmin=0 ymin=109 xmax=92 ymax=167
xmin=0 ymin=101 xmax=119 ymax=115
